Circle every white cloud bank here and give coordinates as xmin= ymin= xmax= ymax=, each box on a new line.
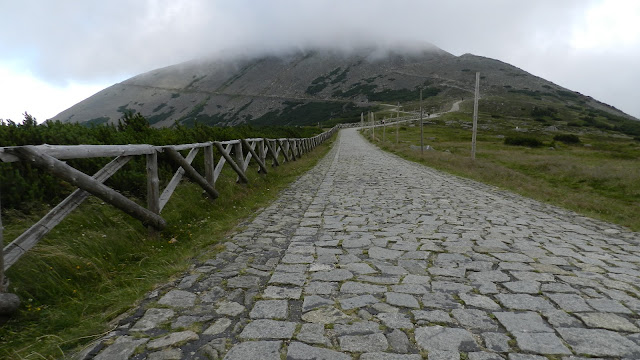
xmin=1 ymin=0 xmax=638 ymax=121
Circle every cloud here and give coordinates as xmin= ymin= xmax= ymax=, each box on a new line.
xmin=1 ymin=0 xmax=639 ymax=118
xmin=0 ymin=0 xmax=590 ymax=81
xmin=0 ymin=65 xmax=107 ymax=122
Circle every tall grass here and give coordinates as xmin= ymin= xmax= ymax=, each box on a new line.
xmin=0 ymin=136 xmax=335 ymax=359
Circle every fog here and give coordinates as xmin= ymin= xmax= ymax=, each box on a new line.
xmin=1 ymin=0 xmax=638 ymax=120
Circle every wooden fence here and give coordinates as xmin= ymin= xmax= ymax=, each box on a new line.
xmin=0 ymin=127 xmax=337 ymax=279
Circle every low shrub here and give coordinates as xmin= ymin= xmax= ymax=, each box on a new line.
xmin=553 ymin=134 xmax=581 ymax=144
xmin=504 ymin=136 xmax=543 ymax=148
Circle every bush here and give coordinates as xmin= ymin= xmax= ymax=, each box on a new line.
xmin=553 ymin=134 xmax=581 ymax=144
xmin=504 ymin=136 xmax=543 ymax=148
xmin=0 ymin=112 xmax=323 ymax=211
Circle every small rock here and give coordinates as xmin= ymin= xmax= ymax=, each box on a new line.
xmin=339 ymin=333 xmax=389 ymax=352
xmin=158 ymin=290 xmax=196 ymax=308
xmin=203 ymin=318 xmax=232 ymax=335
xmin=94 ymin=336 xmax=149 ymax=360
xmin=147 ymin=331 xmax=198 ymax=350
xmin=239 ymin=319 xmax=296 ymax=339
xmin=301 ymin=306 xmax=352 ymax=324
xmin=287 ymin=341 xmax=351 ymax=360
xmin=223 ymin=340 xmax=282 ymax=360
xmin=0 ymin=293 xmax=20 ymax=315
xmin=216 ymin=301 xmax=245 ymax=316
xmin=387 ymin=329 xmax=410 ymax=353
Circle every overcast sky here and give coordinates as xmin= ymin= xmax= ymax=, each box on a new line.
xmin=1 ymin=0 xmax=639 ymax=123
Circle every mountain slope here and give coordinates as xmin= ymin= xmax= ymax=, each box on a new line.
xmin=52 ymin=46 xmax=636 ymax=128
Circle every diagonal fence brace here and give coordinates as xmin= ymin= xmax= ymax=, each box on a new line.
xmin=10 ymin=146 xmax=167 ymax=230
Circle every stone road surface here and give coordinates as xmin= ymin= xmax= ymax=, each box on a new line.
xmin=87 ymin=129 xmax=640 ymax=360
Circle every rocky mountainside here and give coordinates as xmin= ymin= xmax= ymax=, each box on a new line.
xmin=52 ymin=45 xmax=635 ymax=127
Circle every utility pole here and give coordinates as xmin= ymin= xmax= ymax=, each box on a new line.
xmin=420 ymin=89 xmax=424 ymax=155
xmin=371 ymin=112 xmax=375 ymax=140
xmin=396 ymin=102 xmax=400 ymax=144
xmin=383 ymin=117 xmax=386 ymax=143
xmin=471 ymin=72 xmax=480 ymax=160
xmin=361 ymin=112 xmax=363 ymax=129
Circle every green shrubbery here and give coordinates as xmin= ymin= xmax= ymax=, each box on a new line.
xmin=0 ymin=112 xmax=322 ymax=212
xmin=553 ymin=134 xmax=581 ymax=144
xmin=504 ymin=135 xmax=544 ymax=148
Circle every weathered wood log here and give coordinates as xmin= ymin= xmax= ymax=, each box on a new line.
xmin=3 ymin=155 xmax=133 ymax=271
xmin=233 ymin=142 xmax=247 ymax=183
xmin=241 ymin=139 xmax=268 ymax=174
xmin=234 ymin=142 xmax=245 ymax=171
xmin=288 ymin=139 xmax=297 ymax=161
xmin=204 ymin=145 xmax=215 ymax=185
xmin=277 ymin=139 xmax=290 ymax=163
xmin=10 ymin=146 xmax=166 ymax=230
xmin=213 ymin=142 xmax=249 ymax=183
xmin=147 ymin=152 xmax=160 ymax=215
xmin=264 ymin=138 xmax=280 ymax=167
xmin=159 ymin=148 xmax=199 ymax=212
xmin=164 ymin=148 xmax=219 ymax=200
xmin=0 ymin=144 xmax=155 ymax=163
xmin=257 ymin=139 xmax=267 ymax=172
xmin=170 ymin=141 xmax=212 ymax=151
xmin=239 ymin=142 xmax=252 ymax=172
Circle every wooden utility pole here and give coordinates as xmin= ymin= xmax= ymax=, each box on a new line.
xmin=371 ymin=112 xmax=375 ymax=140
xmin=383 ymin=117 xmax=386 ymax=143
xmin=361 ymin=112 xmax=363 ymax=128
xmin=396 ymin=102 xmax=400 ymax=144
xmin=420 ymin=89 xmax=424 ymax=155
xmin=471 ymin=72 xmax=480 ymax=160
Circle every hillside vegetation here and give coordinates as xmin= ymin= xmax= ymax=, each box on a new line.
xmin=0 ymin=114 xmax=334 ymax=359
xmin=0 ymin=112 xmax=322 ymax=212
xmin=51 ymin=46 xmax=637 ymax=129
xmin=366 ymin=101 xmax=640 ymax=231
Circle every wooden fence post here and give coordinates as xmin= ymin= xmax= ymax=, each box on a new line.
xmin=281 ymin=140 xmax=292 ymax=162
xmin=165 ymin=148 xmax=219 ymax=199
xmin=147 ymin=151 xmax=160 ymax=216
xmin=241 ymin=139 xmax=268 ymax=174
xmin=257 ymin=139 xmax=267 ymax=171
xmin=204 ymin=144 xmax=215 ymax=185
xmin=264 ymin=138 xmax=280 ymax=167
xmin=214 ymin=142 xmax=249 ymax=183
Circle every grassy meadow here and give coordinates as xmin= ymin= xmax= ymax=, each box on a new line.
xmin=364 ymin=108 xmax=640 ymax=231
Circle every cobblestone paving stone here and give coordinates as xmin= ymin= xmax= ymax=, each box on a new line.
xmin=86 ymin=129 xmax=640 ymax=359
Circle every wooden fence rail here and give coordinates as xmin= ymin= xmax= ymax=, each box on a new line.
xmin=0 ymin=126 xmax=338 ymax=274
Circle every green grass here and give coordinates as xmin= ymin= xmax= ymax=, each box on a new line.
xmin=0 ymin=135 xmax=335 ymax=359
xmin=365 ymin=112 xmax=640 ymax=231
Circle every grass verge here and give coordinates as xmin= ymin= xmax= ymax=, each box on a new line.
xmin=363 ymin=113 xmax=640 ymax=231
xmin=0 ymin=135 xmax=335 ymax=359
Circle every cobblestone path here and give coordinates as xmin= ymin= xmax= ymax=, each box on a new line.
xmin=89 ymin=128 xmax=640 ymax=360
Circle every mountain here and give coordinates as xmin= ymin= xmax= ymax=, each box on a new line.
xmin=52 ymin=45 xmax=637 ymax=128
